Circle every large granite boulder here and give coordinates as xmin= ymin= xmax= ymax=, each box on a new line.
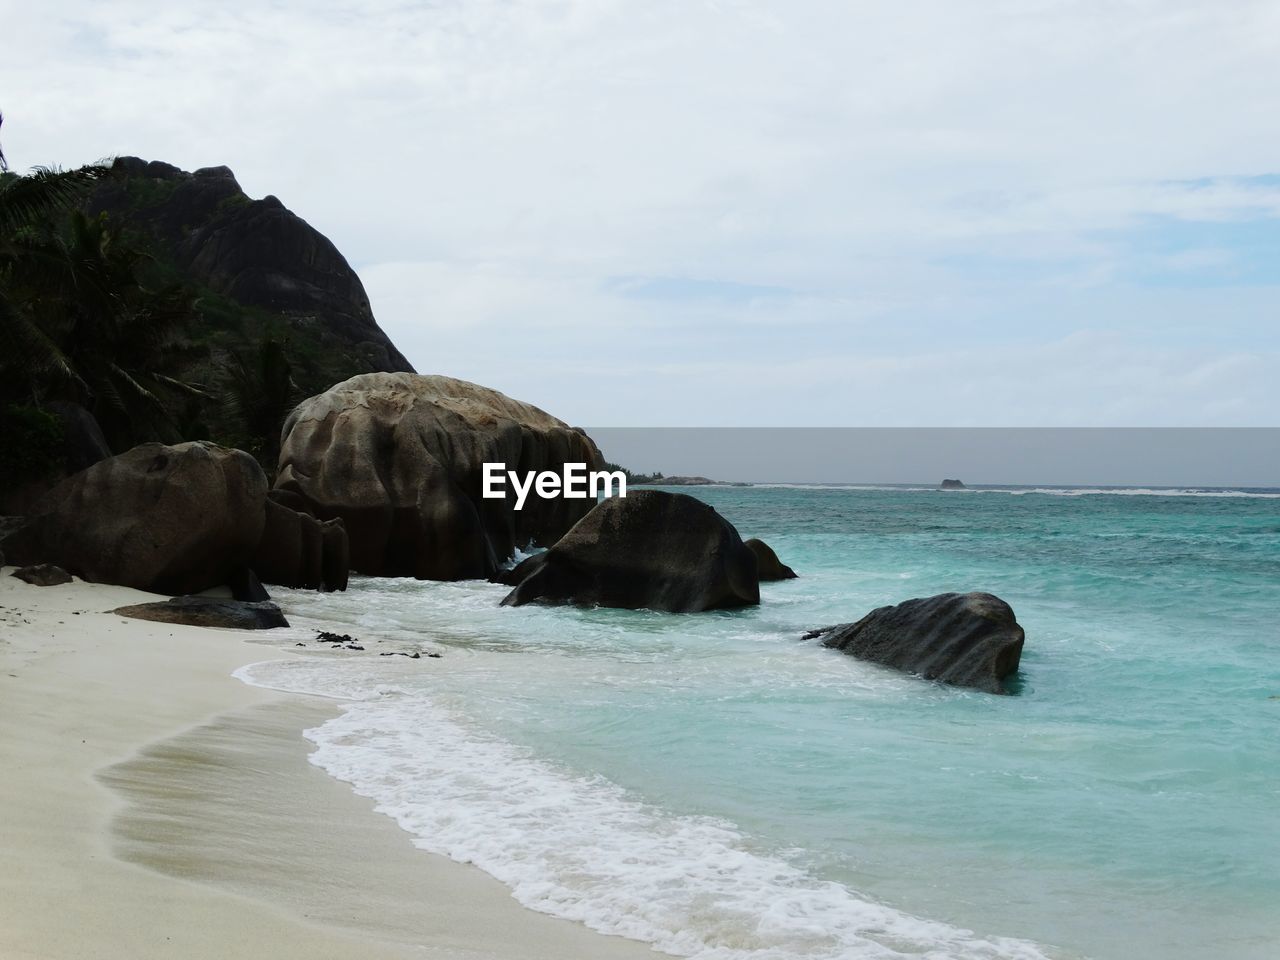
xmin=274 ymin=373 xmax=605 ymax=580
xmin=113 ymin=597 xmax=289 ymax=630
xmin=501 ymin=490 xmax=760 ymax=612
xmin=89 ymin=158 xmax=414 ymax=375
xmin=744 ymin=538 xmax=797 ymax=580
xmin=1 ymin=442 xmax=267 ymax=595
xmin=806 ymin=592 xmax=1024 ymax=694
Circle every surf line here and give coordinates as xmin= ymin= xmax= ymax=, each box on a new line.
xmin=482 ymin=463 xmax=627 ymax=511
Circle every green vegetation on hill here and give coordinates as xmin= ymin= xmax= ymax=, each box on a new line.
xmin=0 ymin=119 xmax=413 ymax=498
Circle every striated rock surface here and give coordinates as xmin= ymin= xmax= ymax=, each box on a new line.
xmin=274 ymin=373 xmax=604 ymax=581
xmin=501 ymin=490 xmax=760 ymax=612
xmin=251 ymin=498 xmax=349 ymax=591
xmin=113 ymin=596 xmax=289 ymax=630
xmin=744 ymin=538 xmax=797 ymax=580
xmin=806 ymin=592 xmax=1024 ymax=694
xmin=1 ymin=442 xmax=267 ymax=595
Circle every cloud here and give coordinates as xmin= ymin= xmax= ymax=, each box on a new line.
xmin=3 ymin=0 xmax=1279 ymax=424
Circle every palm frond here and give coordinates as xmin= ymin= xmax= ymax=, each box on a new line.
xmin=0 ymin=164 xmax=109 ymax=235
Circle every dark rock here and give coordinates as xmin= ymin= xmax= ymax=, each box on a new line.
xmin=744 ymin=538 xmax=797 ymax=580
xmin=319 ymin=519 xmax=350 ymax=592
xmin=316 ymin=630 xmax=356 ymax=643
xmin=3 ymin=442 xmax=267 ymax=595
xmin=274 ymin=373 xmax=605 ymax=581
xmin=806 ymin=592 xmax=1024 ymax=694
xmin=501 ymin=490 xmax=759 ymax=612
xmin=90 ymin=159 xmax=413 ymax=374
xmin=227 ymin=566 xmax=271 ymax=602
xmin=112 ymin=597 xmax=289 ymax=630
xmin=251 ymin=501 xmax=349 ymax=592
xmin=47 ymin=402 xmax=111 ymax=474
xmin=939 ymin=479 xmax=967 ymax=490
xmin=490 ymin=552 xmax=544 ymax=587
xmin=12 ymin=564 xmax=72 ymax=586
xmin=0 ymin=403 xmax=112 ymax=515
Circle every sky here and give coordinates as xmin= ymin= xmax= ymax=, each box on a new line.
xmin=3 ymin=0 xmax=1279 ymax=427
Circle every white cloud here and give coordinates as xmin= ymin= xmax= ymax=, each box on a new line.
xmin=3 ymin=0 xmax=1279 ymax=424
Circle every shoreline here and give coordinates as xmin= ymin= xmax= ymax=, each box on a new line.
xmin=0 ymin=571 xmax=660 ymax=960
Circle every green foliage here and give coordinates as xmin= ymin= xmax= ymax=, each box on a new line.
xmin=0 ymin=405 xmax=65 ymax=488
xmin=217 ymin=338 xmax=299 ymax=470
xmin=603 ymin=461 xmax=665 ymax=484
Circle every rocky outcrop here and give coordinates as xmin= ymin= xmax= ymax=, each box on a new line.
xmin=113 ymin=597 xmax=289 ymax=630
xmin=89 ymin=158 xmax=414 ymax=375
xmin=939 ymin=478 xmax=966 ymax=490
xmin=805 ymin=592 xmax=1024 ymax=694
xmin=274 ymin=373 xmax=605 ymax=581
xmin=1 ymin=442 xmax=267 ymax=595
xmin=744 ymin=538 xmax=797 ymax=580
xmin=12 ymin=564 xmax=72 ymax=586
xmin=501 ymin=490 xmax=760 ymax=612
xmin=251 ymin=498 xmax=349 ymax=591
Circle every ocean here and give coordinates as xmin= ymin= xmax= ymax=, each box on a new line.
xmin=237 ymin=484 xmax=1280 ymax=960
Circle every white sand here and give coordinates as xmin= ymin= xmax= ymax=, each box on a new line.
xmin=0 ymin=571 xmax=661 ymax=960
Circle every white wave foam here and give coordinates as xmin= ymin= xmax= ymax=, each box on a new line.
xmin=237 ymin=661 xmax=1051 ymax=960
xmin=753 ymin=484 xmax=1280 ymax=498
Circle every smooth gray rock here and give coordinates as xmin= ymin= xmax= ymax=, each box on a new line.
xmin=3 ymin=442 xmax=267 ymax=595
xmin=806 ymin=591 xmax=1024 ymax=694
xmin=501 ymin=490 xmax=759 ymax=613
xmin=744 ymin=538 xmax=797 ymax=580
xmin=274 ymin=374 xmax=604 ymax=581
xmin=112 ymin=596 xmax=289 ymax=630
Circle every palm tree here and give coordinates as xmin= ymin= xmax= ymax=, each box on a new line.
xmin=222 ymin=337 xmax=298 ymax=469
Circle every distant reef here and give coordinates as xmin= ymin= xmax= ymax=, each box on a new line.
xmin=631 ymin=475 xmax=751 ymax=487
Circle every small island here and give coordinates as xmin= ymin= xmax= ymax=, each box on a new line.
xmin=939 ymin=478 xmax=967 ymax=490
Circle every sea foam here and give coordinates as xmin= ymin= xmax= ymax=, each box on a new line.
xmin=237 ymin=660 xmax=1052 ymax=960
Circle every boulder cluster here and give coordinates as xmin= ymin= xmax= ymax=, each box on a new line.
xmin=2 ymin=370 xmax=1025 ymax=694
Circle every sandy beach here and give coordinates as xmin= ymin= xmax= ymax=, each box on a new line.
xmin=0 ymin=570 xmax=661 ymax=960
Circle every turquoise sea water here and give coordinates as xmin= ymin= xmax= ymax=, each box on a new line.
xmin=241 ymin=485 xmax=1280 ymax=960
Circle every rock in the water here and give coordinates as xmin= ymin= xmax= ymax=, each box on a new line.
xmin=744 ymin=538 xmax=797 ymax=580
xmin=939 ymin=478 xmax=967 ymax=490
xmin=1 ymin=442 xmax=267 ymax=595
xmin=274 ymin=373 xmax=605 ymax=581
xmin=113 ymin=596 xmax=289 ymax=630
xmin=501 ymin=490 xmax=760 ymax=612
xmin=807 ymin=592 xmax=1024 ymax=694
xmin=12 ymin=563 xmax=73 ymax=587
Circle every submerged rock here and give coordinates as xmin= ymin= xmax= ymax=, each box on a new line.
xmin=112 ymin=597 xmax=289 ymax=630
xmin=806 ymin=591 xmax=1024 ymax=694
xmin=744 ymin=538 xmax=797 ymax=580
xmin=12 ymin=564 xmax=73 ymax=587
xmin=2 ymin=442 xmax=267 ymax=595
xmin=274 ymin=373 xmax=604 ymax=581
xmin=501 ymin=490 xmax=759 ymax=613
